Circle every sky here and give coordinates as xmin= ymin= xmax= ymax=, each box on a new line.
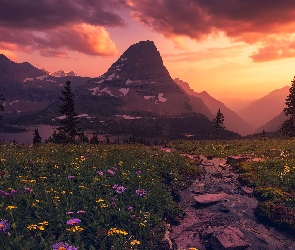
xmin=1 ymin=0 xmax=295 ymax=101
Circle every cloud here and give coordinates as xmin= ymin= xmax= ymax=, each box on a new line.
xmin=250 ymin=37 xmax=295 ymax=62
xmin=124 ymin=0 xmax=295 ymax=60
xmin=0 ymin=0 xmax=122 ymax=57
xmin=0 ymin=24 xmax=118 ymax=57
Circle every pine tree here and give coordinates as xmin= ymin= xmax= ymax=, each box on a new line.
xmin=0 ymin=95 xmax=5 ymax=120
xmin=57 ymin=81 xmax=81 ymax=142
xmin=279 ymin=77 xmax=295 ymax=136
xmin=210 ymin=108 xmax=225 ymax=139
xmin=33 ymin=129 xmax=42 ymax=144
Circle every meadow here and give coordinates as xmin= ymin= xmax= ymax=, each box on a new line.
xmin=0 ymin=143 xmax=199 ymax=250
xmin=169 ymin=138 xmax=295 ymax=231
xmin=1 ymin=138 xmax=295 ymax=249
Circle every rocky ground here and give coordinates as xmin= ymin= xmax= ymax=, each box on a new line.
xmin=165 ymin=153 xmax=295 ymax=250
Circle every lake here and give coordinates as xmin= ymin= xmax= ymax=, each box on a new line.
xmin=0 ymin=125 xmax=128 ymax=145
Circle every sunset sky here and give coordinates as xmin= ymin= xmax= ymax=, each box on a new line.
xmin=1 ymin=0 xmax=295 ymax=101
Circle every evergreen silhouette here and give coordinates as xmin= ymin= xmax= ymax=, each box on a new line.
xmin=33 ymin=129 xmax=42 ymax=144
xmin=56 ymin=81 xmax=81 ymax=142
xmin=279 ymin=77 xmax=295 ymax=136
xmin=0 ymin=95 xmax=5 ymax=120
xmin=210 ymin=108 xmax=225 ymax=139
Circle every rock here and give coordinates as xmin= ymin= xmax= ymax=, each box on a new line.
xmin=218 ymin=203 xmax=230 ymax=213
xmin=226 ymin=156 xmax=250 ymax=165
xmin=193 ymin=193 xmax=228 ymax=205
xmin=241 ymin=186 xmax=253 ymax=195
xmin=210 ymin=226 xmax=249 ymax=250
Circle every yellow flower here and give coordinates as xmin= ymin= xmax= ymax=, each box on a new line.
xmin=37 ymin=225 xmax=45 ymax=231
xmin=39 ymin=176 xmax=47 ymax=179
xmin=39 ymin=221 xmax=48 ymax=226
xmin=189 ymin=248 xmax=198 ymax=250
xmin=130 ymin=240 xmax=140 ymax=245
xmin=139 ymin=223 xmax=145 ymax=227
xmin=79 ymin=186 xmax=87 ymax=189
xmin=96 ymin=198 xmax=104 ymax=203
xmin=27 ymin=224 xmax=38 ymax=230
xmin=6 ymin=205 xmax=17 ymax=210
xmin=66 ymin=226 xmax=84 ymax=232
xmin=107 ymin=228 xmax=128 ymax=236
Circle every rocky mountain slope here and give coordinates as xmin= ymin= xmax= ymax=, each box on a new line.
xmin=175 ymin=78 xmax=256 ymax=136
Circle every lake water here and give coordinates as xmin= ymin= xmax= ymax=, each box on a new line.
xmin=0 ymin=125 xmax=128 ymax=145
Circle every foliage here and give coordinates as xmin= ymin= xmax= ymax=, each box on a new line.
xmin=0 ymin=94 xmax=5 ymax=120
xmin=57 ymin=81 xmax=81 ymax=140
xmin=0 ymin=144 xmax=200 ymax=249
xmin=32 ymin=129 xmax=42 ymax=144
xmin=279 ymin=77 xmax=295 ymax=136
xmin=210 ymin=108 xmax=225 ymax=139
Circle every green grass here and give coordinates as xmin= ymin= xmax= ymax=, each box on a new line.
xmin=0 ymin=143 xmax=200 ymax=249
xmin=169 ymin=138 xmax=295 ymax=231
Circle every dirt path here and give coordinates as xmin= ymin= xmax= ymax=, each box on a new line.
xmin=166 ymin=153 xmax=295 ymax=250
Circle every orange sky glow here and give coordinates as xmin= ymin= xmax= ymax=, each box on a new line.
xmin=1 ymin=0 xmax=295 ymax=101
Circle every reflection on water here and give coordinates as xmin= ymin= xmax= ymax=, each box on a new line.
xmin=0 ymin=125 xmax=126 ymax=145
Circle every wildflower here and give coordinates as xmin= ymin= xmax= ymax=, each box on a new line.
xmin=136 ymin=170 xmax=141 ymax=175
xmin=0 ymin=220 xmax=10 ymax=232
xmin=77 ymin=210 xmax=86 ymax=214
xmin=189 ymin=248 xmax=198 ymax=250
xmin=67 ymin=175 xmax=75 ymax=179
xmin=107 ymin=169 xmax=115 ymax=175
xmin=128 ymin=206 xmax=133 ymax=211
xmin=113 ymin=167 xmax=118 ymax=171
xmin=66 ymin=226 xmax=84 ymax=233
xmin=0 ymin=191 xmax=11 ymax=197
xmin=27 ymin=224 xmax=38 ymax=230
xmin=24 ymin=187 xmax=32 ymax=193
xmin=131 ymin=215 xmax=136 ymax=219
xmin=115 ymin=185 xmax=126 ymax=193
xmin=111 ymin=202 xmax=116 ymax=207
xmin=52 ymin=241 xmax=78 ymax=250
xmin=97 ymin=170 xmax=104 ymax=176
xmin=130 ymin=240 xmax=140 ymax=246
xmin=66 ymin=211 xmax=74 ymax=215
xmin=139 ymin=223 xmax=145 ymax=227
xmin=6 ymin=205 xmax=17 ymax=210
xmin=66 ymin=218 xmax=81 ymax=226
xmin=96 ymin=198 xmax=104 ymax=203
xmin=136 ymin=189 xmax=146 ymax=197
xmin=107 ymin=228 xmax=128 ymax=236
xmin=10 ymin=189 xmax=19 ymax=195
xmin=39 ymin=221 xmax=49 ymax=226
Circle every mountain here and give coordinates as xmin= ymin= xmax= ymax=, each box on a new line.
xmin=7 ymin=41 xmax=241 ymax=139
xmin=216 ymin=97 xmax=255 ymax=113
xmin=255 ymin=111 xmax=288 ymax=133
xmin=0 ymin=54 xmax=90 ymax=119
xmin=238 ymin=86 xmax=289 ymax=128
xmin=174 ymin=78 xmax=256 ymax=136
xmin=74 ymin=40 xmax=193 ymax=117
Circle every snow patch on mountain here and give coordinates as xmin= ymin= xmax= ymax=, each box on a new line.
xmin=106 ymin=73 xmax=116 ymax=81
xmin=23 ymin=78 xmax=33 ymax=82
xmin=119 ymin=88 xmax=129 ymax=96
xmin=144 ymin=96 xmax=154 ymax=100
xmin=158 ymin=93 xmax=167 ymax=102
xmin=126 ymin=79 xmax=133 ymax=85
xmin=36 ymin=75 xmax=48 ymax=80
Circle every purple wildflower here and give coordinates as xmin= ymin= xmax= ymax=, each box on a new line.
xmin=128 ymin=206 xmax=133 ymax=211
xmin=107 ymin=169 xmax=114 ymax=175
xmin=131 ymin=215 xmax=136 ymax=219
xmin=66 ymin=211 xmax=74 ymax=215
xmin=66 ymin=218 xmax=81 ymax=226
xmin=115 ymin=185 xmax=126 ymax=193
xmin=67 ymin=175 xmax=75 ymax=180
xmin=0 ymin=220 xmax=10 ymax=232
xmin=111 ymin=202 xmax=116 ymax=207
xmin=10 ymin=189 xmax=19 ymax=195
xmin=24 ymin=187 xmax=32 ymax=193
xmin=77 ymin=210 xmax=86 ymax=214
xmin=97 ymin=170 xmax=104 ymax=176
xmin=136 ymin=189 xmax=146 ymax=197
xmin=112 ymin=184 xmax=118 ymax=189
xmin=112 ymin=167 xmax=118 ymax=171
xmin=52 ymin=241 xmax=78 ymax=250
xmin=0 ymin=191 xmax=11 ymax=197
xmin=136 ymin=170 xmax=141 ymax=175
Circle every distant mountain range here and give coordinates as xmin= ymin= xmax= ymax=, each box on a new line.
xmin=0 ymin=40 xmax=291 ymax=138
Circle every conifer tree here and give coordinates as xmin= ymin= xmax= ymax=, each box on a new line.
xmin=57 ymin=81 xmax=81 ymax=141
xmin=210 ymin=108 xmax=225 ymax=139
xmin=279 ymin=77 xmax=295 ymax=136
xmin=33 ymin=129 xmax=42 ymax=144
xmin=0 ymin=95 xmax=5 ymax=120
